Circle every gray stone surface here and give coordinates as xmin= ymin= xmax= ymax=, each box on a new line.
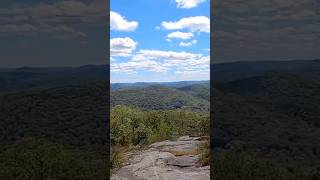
xmin=111 ymin=136 xmax=210 ymax=180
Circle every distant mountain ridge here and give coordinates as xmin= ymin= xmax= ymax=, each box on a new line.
xmin=212 ymin=59 xmax=320 ymax=83
xmin=111 ymin=85 xmax=209 ymax=112
xmin=0 ymin=65 xmax=108 ymax=91
xmin=1 ymin=59 xmax=319 ymax=91
xmin=111 ymin=80 xmax=209 ymax=91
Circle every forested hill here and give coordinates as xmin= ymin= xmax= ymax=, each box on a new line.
xmin=0 ymin=66 xmax=109 ymax=178
xmin=111 ymin=85 xmax=209 ymax=112
xmin=111 ymin=80 xmax=209 ymax=91
xmin=212 ymin=59 xmax=320 ymax=83
xmin=0 ymin=65 xmax=108 ymax=92
xmin=177 ymin=82 xmax=209 ymax=101
xmin=212 ymin=64 xmax=320 ymax=178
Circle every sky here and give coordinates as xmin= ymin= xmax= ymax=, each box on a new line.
xmin=110 ymin=0 xmax=210 ymax=83
xmin=0 ymin=0 xmax=107 ymax=68
xmin=214 ymin=0 xmax=320 ymax=63
xmin=1 ymin=0 xmax=319 ymax=80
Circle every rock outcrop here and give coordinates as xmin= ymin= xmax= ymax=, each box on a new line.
xmin=111 ymin=136 xmax=210 ymax=180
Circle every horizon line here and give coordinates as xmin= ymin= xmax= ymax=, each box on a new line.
xmin=1 ymin=58 xmax=319 ymax=69
xmin=110 ymin=79 xmax=210 ymax=84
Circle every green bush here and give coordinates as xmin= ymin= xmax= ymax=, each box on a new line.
xmin=110 ymin=105 xmax=209 ymax=147
xmin=110 ymin=105 xmax=210 ymax=170
xmin=210 ymin=150 xmax=319 ymax=180
xmin=198 ymin=141 xmax=210 ymax=166
xmin=0 ymin=138 xmax=108 ymax=180
xmin=110 ymin=147 xmax=124 ymax=169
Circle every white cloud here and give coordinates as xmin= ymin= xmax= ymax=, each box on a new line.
xmin=0 ymin=24 xmax=38 ymax=33
xmin=111 ymin=49 xmax=209 ymax=76
xmin=110 ymin=11 xmax=138 ymax=31
xmin=0 ymin=24 xmax=88 ymax=39
xmin=176 ymin=0 xmax=206 ymax=9
xmin=179 ymin=39 xmax=197 ymax=46
xmin=0 ymin=1 xmax=101 ymax=24
xmin=136 ymin=49 xmax=201 ymax=60
xmin=179 ymin=42 xmax=192 ymax=46
xmin=167 ymin=31 xmax=194 ymax=40
xmin=161 ymin=16 xmax=210 ymax=33
xmin=111 ymin=59 xmax=168 ymax=73
xmin=110 ymin=37 xmax=137 ymax=57
xmin=0 ymin=1 xmax=102 ymax=39
xmin=175 ymin=69 xmax=209 ymax=75
xmin=163 ymin=55 xmax=209 ymax=68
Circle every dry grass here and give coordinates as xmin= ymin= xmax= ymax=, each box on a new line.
xmin=196 ymin=141 xmax=210 ymax=166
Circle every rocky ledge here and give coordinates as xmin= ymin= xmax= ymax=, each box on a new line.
xmin=111 ymin=136 xmax=210 ymax=180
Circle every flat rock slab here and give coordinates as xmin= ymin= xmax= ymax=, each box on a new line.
xmin=167 ymin=155 xmax=200 ymax=167
xmin=149 ymin=139 xmax=203 ymax=156
xmin=111 ymin=136 xmax=210 ymax=180
xmin=177 ymin=136 xmax=202 ymax=141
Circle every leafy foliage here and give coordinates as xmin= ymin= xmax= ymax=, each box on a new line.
xmin=212 ymin=150 xmax=320 ymax=180
xmin=178 ymin=82 xmax=210 ymax=101
xmin=110 ymin=105 xmax=209 ymax=146
xmin=0 ymin=81 xmax=108 ymax=179
xmin=110 ymin=105 xmax=209 ymax=168
xmin=212 ymin=69 xmax=320 ymax=179
xmin=0 ymin=83 xmax=108 ymax=149
xmin=0 ymin=138 xmax=108 ymax=180
xmin=111 ymin=86 xmax=209 ymax=112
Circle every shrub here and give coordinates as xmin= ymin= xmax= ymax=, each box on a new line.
xmin=110 ymin=147 xmax=124 ymax=169
xmin=212 ymin=150 xmax=298 ymax=180
xmin=110 ymin=105 xmax=209 ymax=147
xmin=198 ymin=141 xmax=210 ymax=166
xmin=0 ymin=138 xmax=108 ymax=180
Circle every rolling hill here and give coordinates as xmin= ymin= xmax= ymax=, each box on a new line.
xmin=110 ymin=80 xmax=209 ymax=91
xmin=0 ymin=82 xmax=108 ymax=151
xmin=0 ymin=65 xmax=108 ymax=92
xmin=177 ymin=82 xmax=209 ymax=101
xmin=212 ymin=65 xmax=320 ymax=177
xmin=212 ymin=59 xmax=320 ymax=83
xmin=0 ymin=76 xmax=109 ymax=178
xmin=111 ymin=85 xmax=209 ymax=112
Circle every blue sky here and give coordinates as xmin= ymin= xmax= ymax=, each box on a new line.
xmin=1 ymin=0 xmax=319 ymax=73
xmin=110 ymin=0 xmax=210 ymax=83
xmin=0 ymin=0 xmax=106 ymax=68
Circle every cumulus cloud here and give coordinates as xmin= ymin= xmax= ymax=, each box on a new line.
xmin=110 ymin=37 xmax=137 ymax=57
xmin=135 ymin=50 xmax=201 ymax=60
xmin=176 ymin=0 xmax=206 ymax=9
xmin=111 ymin=49 xmax=209 ymax=76
xmin=218 ymin=0 xmax=318 ymax=22
xmin=175 ymin=69 xmax=209 ymax=76
xmin=0 ymin=23 xmax=88 ymax=39
xmin=167 ymin=31 xmax=194 ymax=40
xmin=179 ymin=40 xmax=197 ymax=47
xmin=0 ymin=1 xmax=103 ymax=39
xmin=111 ymin=59 xmax=168 ymax=73
xmin=213 ymin=0 xmax=320 ymax=63
xmin=180 ymin=42 xmax=192 ymax=47
xmin=0 ymin=24 xmax=38 ymax=33
xmin=110 ymin=11 xmax=138 ymax=31
xmin=0 ymin=1 xmax=101 ymax=25
xmin=161 ymin=16 xmax=210 ymax=33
